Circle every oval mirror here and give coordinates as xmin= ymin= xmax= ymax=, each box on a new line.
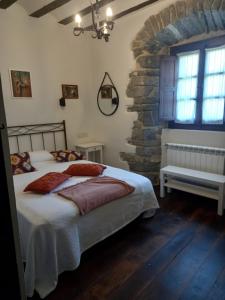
xmin=97 ymin=73 xmax=119 ymax=116
xmin=97 ymin=84 xmax=119 ymax=116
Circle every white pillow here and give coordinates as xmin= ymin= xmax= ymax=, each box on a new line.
xmin=29 ymin=151 xmax=54 ymax=163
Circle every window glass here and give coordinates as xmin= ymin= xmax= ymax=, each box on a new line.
xmin=176 ymin=51 xmax=199 ymax=123
xmin=202 ymin=47 xmax=225 ymax=124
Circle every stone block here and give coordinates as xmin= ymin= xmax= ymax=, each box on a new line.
xmin=204 ymin=10 xmax=217 ymax=31
xmin=167 ymin=24 xmax=184 ymax=40
xmin=156 ymin=28 xmax=179 ymax=46
xmin=131 ymin=39 xmax=145 ymax=49
xmin=120 ymin=153 xmax=161 ymax=166
xmin=128 ymin=103 xmax=159 ymax=112
xmin=129 ymin=75 xmax=158 ymax=87
xmin=160 ymin=4 xmax=179 ymax=28
xmin=177 ymin=14 xmax=206 ymax=36
xmin=130 ymin=69 xmax=160 ymax=77
xmin=136 ymin=28 xmax=154 ymax=43
xmin=173 ymin=19 xmax=192 ymax=39
xmin=212 ymin=11 xmax=224 ymax=30
xmin=212 ymin=0 xmax=223 ymax=10
xmin=145 ymin=15 xmax=163 ymax=36
xmin=219 ymin=7 xmax=225 ymax=27
xmin=175 ymin=1 xmax=187 ymax=19
xmin=136 ymin=145 xmax=161 ymax=156
xmin=133 ymin=96 xmax=159 ymax=105
xmin=147 ymin=38 xmax=164 ymax=53
xmin=129 ymin=161 xmax=161 ymax=172
xmin=133 ymin=47 xmax=145 ymax=59
xmin=131 ymin=126 xmax=162 ymax=141
xmin=149 ymin=86 xmax=160 ymax=99
xmin=127 ymin=85 xmax=154 ymax=98
xmin=137 ymin=110 xmax=160 ymax=126
xmin=144 ymin=18 xmax=155 ymax=37
xmin=137 ymin=55 xmax=162 ymax=68
xmin=186 ymin=0 xmax=209 ymax=33
xmin=127 ymin=137 xmax=161 ymax=147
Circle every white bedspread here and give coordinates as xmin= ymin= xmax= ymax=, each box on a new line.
xmin=14 ymin=160 xmax=159 ymax=298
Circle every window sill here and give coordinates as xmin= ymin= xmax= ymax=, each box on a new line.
xmin=168 ymin=122 xmax=225 ymax=131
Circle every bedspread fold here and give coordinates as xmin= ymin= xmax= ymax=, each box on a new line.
xmin=57 ymin=176 xmax=135 ymax=215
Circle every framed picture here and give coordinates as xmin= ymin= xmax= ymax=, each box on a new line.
xmin=10 ymin=70 xmax=32 ymax=98
xmin=101 ymin=85 xmax=112 ymax=99
xmin=62 ymin=84 xmax=79 ymax=99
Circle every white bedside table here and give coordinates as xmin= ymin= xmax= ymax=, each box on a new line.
xmin=75 ymin=142 xmax=104 ymax=163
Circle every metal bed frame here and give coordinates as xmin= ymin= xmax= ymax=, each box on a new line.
xmin=8 ymin=120 xmax=68 ymax=153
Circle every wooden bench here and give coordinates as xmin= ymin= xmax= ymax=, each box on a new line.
xmin=160 ymin=165 xmax=225 ymax=216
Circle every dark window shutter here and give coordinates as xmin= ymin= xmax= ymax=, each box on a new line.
xmin=159 ymin=56 xmax=177 ymax=121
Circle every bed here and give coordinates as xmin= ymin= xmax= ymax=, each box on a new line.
xmin=9 ymin=121 xmax=159 ymax=298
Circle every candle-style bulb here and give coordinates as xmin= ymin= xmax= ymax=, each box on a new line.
xmin=74 ymin=14 xmax=82 ymax=27
xmin=103 ymin=23 xmax=108 ymax=34
xmin=106 ymin=7 xmax=113 ymax=21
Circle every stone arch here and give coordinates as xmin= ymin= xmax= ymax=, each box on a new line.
xmin=121 ymin=0 xmax=225 ymax=184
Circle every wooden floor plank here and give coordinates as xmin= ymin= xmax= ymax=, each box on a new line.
xmin=206 ymin=268 xmax=225 ymax=300
xmin=29 ymin=190 xmax=225 ymax=300
xmin=79 ymin=201 xmax=192 ymax=299
xmin=44 ymin=196 xmax=188 ymax=300
xmin=108 ymin=208 xmax=206 ymax=300
xmin=137 ymin=213 xmax=220 ymax=300
xmin=178 ymin=232 xmax=225 ymax=300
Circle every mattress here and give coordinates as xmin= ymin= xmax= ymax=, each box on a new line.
xmin=14 ymin=160 xmax=159 ymax=298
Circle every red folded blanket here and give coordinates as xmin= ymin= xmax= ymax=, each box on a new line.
xmin=57 ymin=176 xmax=135 ymax=215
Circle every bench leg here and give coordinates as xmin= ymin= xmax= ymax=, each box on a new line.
xmin=160 ymin=171 xmax=165 ymax=198
xmin=167 ymin=187 xmax=172 ymax=194
xmin=218 ymin=184 xmax=224 ymax=216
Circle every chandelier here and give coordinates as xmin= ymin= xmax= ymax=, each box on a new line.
xmin=73 ymin=0 xmax=114 ymax=42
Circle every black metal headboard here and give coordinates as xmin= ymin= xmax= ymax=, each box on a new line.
xmin=8 ymin=120 xmax=68 ymax=153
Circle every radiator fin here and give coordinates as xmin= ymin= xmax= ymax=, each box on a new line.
xmin=166 ymin=143 xmax=225 ymax=175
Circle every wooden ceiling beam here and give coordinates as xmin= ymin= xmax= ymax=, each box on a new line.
xmin=59 ymin=0 xmax=116 ymax=25
xmin=30 ymin=0 xmax=72 ymax=18
xmin=0 ymin=0 xmax=17 ymax=9
xmin=85 ymin=0 xmax=159 ymax=30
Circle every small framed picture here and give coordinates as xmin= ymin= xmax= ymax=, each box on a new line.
xmin=10 ymin=70 xmax=32 ymax=98
xmin=101 ymin=85 xmax=112 ymax=99
xmin=62 ymin=84 xmax=79 ymax=99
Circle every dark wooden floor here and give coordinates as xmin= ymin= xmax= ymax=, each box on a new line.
xmin=30 ymin=190 xmax=225 ymax=300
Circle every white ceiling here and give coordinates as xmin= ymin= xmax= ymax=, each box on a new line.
xmin=17 ymin=0 xmax=159 ymax=26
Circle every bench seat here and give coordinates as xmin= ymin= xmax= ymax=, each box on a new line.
xmin=160 ymin=165 xmax=225 ymax=216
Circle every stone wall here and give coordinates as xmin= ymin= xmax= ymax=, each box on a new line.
xmin=121 ymin=0 xmax=225 ymax=184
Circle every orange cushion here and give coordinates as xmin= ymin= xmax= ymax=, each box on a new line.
xmin=63 ymin=164 xmax=106 ymax=177
xmin=24 ymin=172 xmax=71 ymax=194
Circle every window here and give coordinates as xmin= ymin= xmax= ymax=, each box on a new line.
xmin=176 ymin=51 xmax=199 ymax=123
xmin=203 ymin=47 xmax=225 ymax=124
xmin=160 ymin=35 xmax=225 ymax=131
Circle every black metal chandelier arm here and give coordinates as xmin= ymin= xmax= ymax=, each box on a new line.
xmin=107 ymin=21 xmax=114 ymax=31
xmin=91 ymin=32 xmax=98 ymax=39
xmin=98 ymin=21 xmax=114 ymax=32
xmin=91 ymin=1 xmax=99 ymax=33
xmin=73 ymin=28 xmax=84 ymax=36
xmin=73 ymin=0 xmax=114 ymax=42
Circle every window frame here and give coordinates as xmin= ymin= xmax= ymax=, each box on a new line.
xmin=169 ymin=35 xmax=225 ymax=131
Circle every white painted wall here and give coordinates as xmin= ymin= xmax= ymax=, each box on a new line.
xmin=2 ymin=0 xmax=225 ymax=169
xmin=161 ymin=129 xmax=225 ymax=167
xmin=0 ymin=4 xmax=94 ymax=149
xmin=88 ymin=0 xmax=178 ymax=169
xmin=89 ymin=0 xmax=225 ymax=170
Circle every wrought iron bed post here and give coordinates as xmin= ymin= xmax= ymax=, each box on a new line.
xmin=63 ymin=120 xmax=68 ymax=149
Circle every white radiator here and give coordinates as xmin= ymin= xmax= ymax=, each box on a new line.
xmin=166 ymin=143 xmax=225 ymax=175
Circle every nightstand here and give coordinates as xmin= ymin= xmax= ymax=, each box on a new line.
xmin=75 ymin=142 xmax=104 ymax=163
